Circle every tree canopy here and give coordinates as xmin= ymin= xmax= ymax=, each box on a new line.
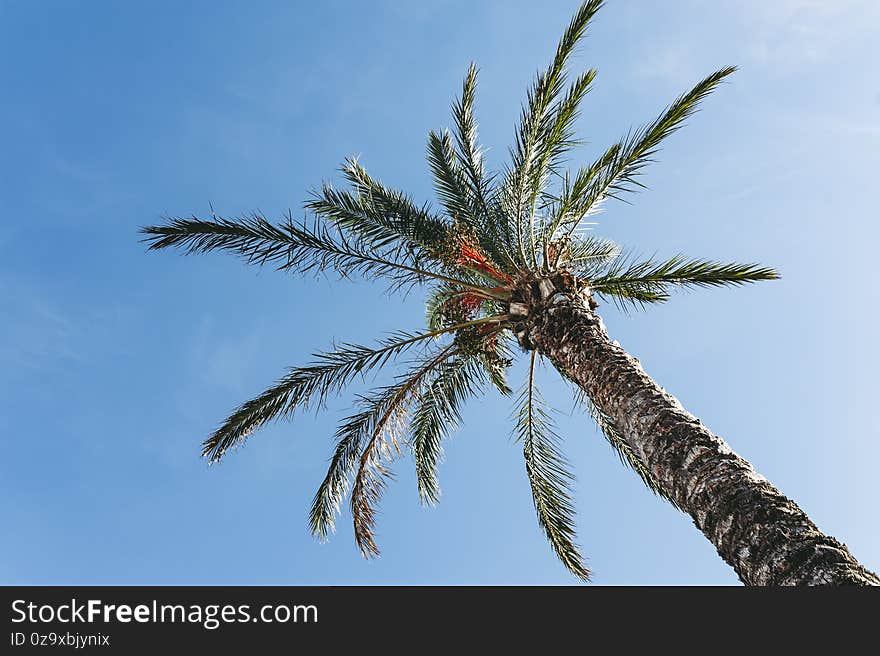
xmin=142 ymin=0 xmax=777 ymax=580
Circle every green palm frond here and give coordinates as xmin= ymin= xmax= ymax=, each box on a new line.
xmin=310 ymin=344 xmax=459 ymax=543
xmin=504 ymin=0 xmax=605 ymax=268
xmin=450 ymin=65 xmax=515 ymax=272
xmin=539 ymin=69 xmax=597 ymax=177
xmin=558 ymin=234 xmax=621 ymax=274
xmin=424 ymin=285 xmax=504 ymax=332
xmin=411 ymin=352 xmax=489 ymax=505
xmin=349 ymin=346 xmax=460 ymax=557
xmin=426 ymin=286 xmax=511 ymax=394
xmin=427 ymin=129 xmax=478 ymax=228
xmin=502 ymin=0 xmax=603 ymax=268
xmin=308 ymin=411 xmax=365 ymax=542
xmin=425 ymin=285 xmax=453 ymax=332
xmin=141 ymin=213 xmax=506 ymax=297
xmin=541 ymin=143 xmax=621 ymax=252
xmin=550 ymin=67 xmax=736 ymax=258
xmin=426 ymin=129 xmax=514 ymax=282
xmin=480 ymin=330 xmax=514 ymax=396
xmin=451 ymin=63 xmax=491 ymax=220
xmin=514 ymin=0 xmax=604 ymax=204
xmin=594 ymin=285 xmax=670 ymax=310
xmin=200 ymin=317 xmax=505 ymax=463
xmin=516 ymin=352 xmax=590 ymax=581
xmin=590 ymin=254 xmax=779 ymax=311
xmin=534 ymin=68 xmax=599 ymax=268
xmin=306 ymin=157 xmax=450 ymax=261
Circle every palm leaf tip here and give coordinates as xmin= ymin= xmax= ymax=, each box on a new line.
xmin=548 ymin=66 xmax=738 ymax=248
xmin=411 ymin=353 xmax=489 ymax=505
xmin=517 ymin=353 xmax=591 ymax=581
xmin=308 ymin=408 xmax=373 ymax=542
xmin=307 ymin=157 xmax=452 ymax=263
xmin=557 ymin=0 xmax=606 ymax=61
xmin=345 ymin=345 xmax=463 ymax=558
xmin=590 ymin=255 xmax=779 ymax=311
xmin=504 ymin=0 xmax=605 ymax=267
xmin=199 ymin=325 xmax=493 ymax=467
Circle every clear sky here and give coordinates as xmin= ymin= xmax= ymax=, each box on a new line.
xmin=1 ymin=0 xmax=878 ymax=585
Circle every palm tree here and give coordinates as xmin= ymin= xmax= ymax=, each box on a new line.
xmin=142 ymin=0 xmax=878 ymax=585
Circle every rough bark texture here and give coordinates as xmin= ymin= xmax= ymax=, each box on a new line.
xmin=512 ymin=278 xmax=879 ymax=586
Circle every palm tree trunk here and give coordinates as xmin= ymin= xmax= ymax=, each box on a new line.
xmin=516 ymin=280 xmax=879 ymax=585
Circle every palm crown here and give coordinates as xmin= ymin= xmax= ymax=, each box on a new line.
xmin=142 ymin=0 xmax=777 ymax=580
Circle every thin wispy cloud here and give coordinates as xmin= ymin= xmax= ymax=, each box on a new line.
xmin=187 ymin=315 xmax=270 ymax=394
xmin=630 ymin=0 xmax=879 ymax=83
xmin=0 ymin=281 xmax=83 ymax=374
xmin=742 ymin=0 xmax=880 ymax=71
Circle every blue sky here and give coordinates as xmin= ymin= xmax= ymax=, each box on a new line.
xmin=1 ymin=0 xmax=878 ymax=585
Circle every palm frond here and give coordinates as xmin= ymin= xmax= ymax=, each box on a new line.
xmin=542 ymin=143 xmax=621 ymax=257
xmin=480 ymin=329 xmax=514 ymax=396
xmin=557 ymin=234 xmax=621 ymax=275
xmin=516 ymin=352 xmax=590 ymax=581
xmin=450 ymin=65 xmax=515 ymax=272
xmin=425 ymin=285 xmax=452 ymax=332
xmin=552 ymin=67 xmax=737 ymax=252
xmin=427 ymin=129 xmax=477 ymax=227
xmin=424 ymin=285 xmax=505 ymax=333
xmin=141 ymin=213 xmax=504 ymax=296
xmin=519 ymin=0 xmax=604 ymax=196
xmin=200 ymin=316 xmax=506 ymax=462
xmin=541 ymin=69 xmax=597 ymax=174
xmin=533 ymin=69 xmax=598 ymax=268
xmin=310 ymin=344 xmax=458 ymax=542
xmin=411 ymin=353 xmax=488 ymax=505
xmin=306 ymin=158 xmax=450 ymax=263
xmin=426 ymin=130 xmax=514 ymax=283
xmin=504 ymin=0 xmax=605 ymax=267
xmin=595 ymin=285 xmax=670 ymax=312
xmin=451 ymin=63 xmax=491 ymax=220
xmin=589 ymin=254 xmax=779 ymax=311
xmin=349 ymin=346 xmax=459 ymax=557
